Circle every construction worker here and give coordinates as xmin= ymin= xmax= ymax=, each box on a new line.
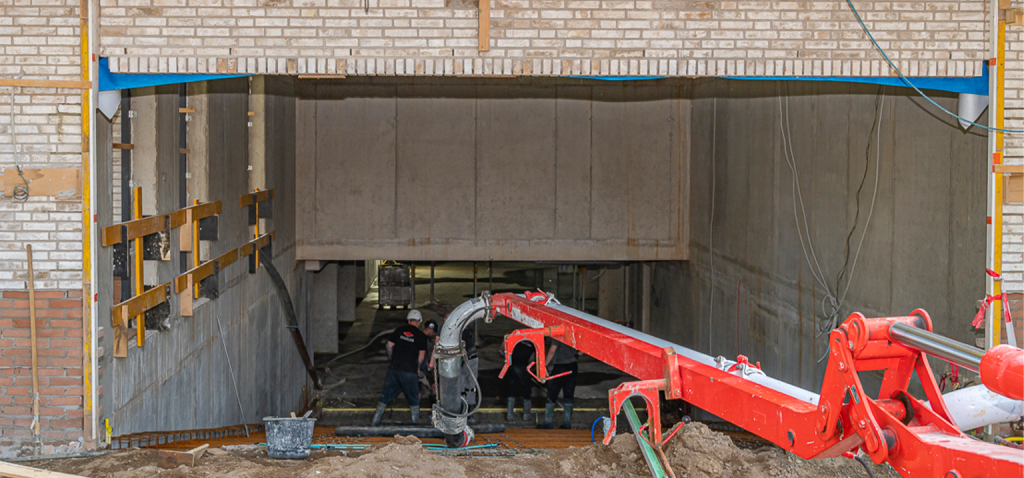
xmin=371 ymin=309 xmax=429 ymax=426
xmin=538 ymin=339 xmax=578 ymax=429
xmin=505 ymin=339 xmax=535 ymax=421
xmin=420 ymin=319 xmax=439 ymax=400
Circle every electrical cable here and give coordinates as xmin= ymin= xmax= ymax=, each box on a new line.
xmin=844 ymin=0 xmax=1023 ymax=134
xmin=854 ymin=454 xmax=877 ymax=478
xmin=836 ymin=89 xmax=883 ymax=289
xmin=8 ymin=84 xmax=28 ymax=202
xmin=591 ymin=416 xmax=603 ymax=443
xmin=778 ymin=85 xmax=886 ymax=362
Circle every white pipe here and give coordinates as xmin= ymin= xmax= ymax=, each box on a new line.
xmin=88 ymin=0 xmax=99 ymax=444
xmin=928 ymin=385 xmax=1024 ymax=431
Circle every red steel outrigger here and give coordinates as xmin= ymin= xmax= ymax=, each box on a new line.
xmin=484 ymin=291 xmax=1024 ymax=478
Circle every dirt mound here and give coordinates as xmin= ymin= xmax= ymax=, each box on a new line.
xmin=663 ymin=422 xmax=898 ymax=478
xmin=32 ymin=427 xmax=899 ymax=478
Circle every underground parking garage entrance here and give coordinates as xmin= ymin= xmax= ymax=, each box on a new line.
xmin=74 ymin=76 xmax=1018 ymax=477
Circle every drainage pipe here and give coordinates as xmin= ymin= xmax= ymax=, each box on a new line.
xmin=928 ymin=385 xmax=1024 ymax=431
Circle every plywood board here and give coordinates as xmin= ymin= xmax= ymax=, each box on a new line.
xmin=1007 ymin=174 xmax=1023 ymax=204
xmin=2 ymin=168 xmax=81 ymax=198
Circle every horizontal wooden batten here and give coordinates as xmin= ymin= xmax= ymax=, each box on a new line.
xmin=102 ymin=200 xmax=221 ymax=246
xmin=239 ymin=189 xmax=274 ymax=207
xmin=112 ymin=283 xmax=170 ymax=325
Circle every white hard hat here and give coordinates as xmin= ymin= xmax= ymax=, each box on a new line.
xmin=407 ymin=309 xmax=422 ymax=322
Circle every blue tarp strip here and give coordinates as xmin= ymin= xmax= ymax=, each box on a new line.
xmin=573 ymin=66 xmax=988 ymax=96
xmin=100 ymin=56 xmax=986 ymax=96
xmin=99 ymin=58 xmax=249 ymax=91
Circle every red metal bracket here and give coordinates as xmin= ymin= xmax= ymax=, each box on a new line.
xmin=604 ymin=379 xmax=666 ymax=446
xmin=497 ymin=325 xmax=564 ymax=382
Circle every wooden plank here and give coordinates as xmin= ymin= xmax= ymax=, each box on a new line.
xmin=215 ymin=248 xmax=239 ymax=269
xmin=102 ymin=201 xmax=219 ymax=246
xmin=1007 ymin=175 xmax=1023 ymax=204
xmin=239 ymin=189 xmax=274 ymax=207
xmin=174 ymin=260 xmax=216 ymax=293
xmin=995 ymin=165 xmax=1024 ymax=174
xmin=180 ymin=275 xmax=193 ymax=316
xmin=157 ymin=444 xmax=209 ymax=469
xmin=112 ymin=283 xmax=169 ymax=324
xmin=239 ymin=232 xmax=273 ymax=258
xmin=179 ymin=107 xmax=196 ymax=114
xmin=112 ymin=143 xmax=134 ymax=150
xmin=0 ymin=460 xmax=87 ymax=477
xmin=179 ymin=148 xmax=190 ymax=154
xmin=101 ymin=225 xmax=123 ymax=247
xmin=478 ymin=0 xmax=490 ymax=51
xmin=113 ymin=306 xmax=128 ymax=358
xmin=0 ymin=78 xmax=92 ymax=89
xmin=2 ymin=168 xmax=81 ymax=198
xmin=124 ymin=214 xmax=167 ymax=242
xmin=179 ymin=209 xmax=193 ymax=252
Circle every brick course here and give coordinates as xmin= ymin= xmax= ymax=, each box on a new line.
xmin=98 ymin=1 xmax=996 ymax=77
xmin=0 ymin=289 xmax=85 ymax=451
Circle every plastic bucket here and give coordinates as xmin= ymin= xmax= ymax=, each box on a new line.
xmin=264 ymin=416 xmax=316 ymax=459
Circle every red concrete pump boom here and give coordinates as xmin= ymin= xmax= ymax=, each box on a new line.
xmin=479 ymin=291 xmax=1024 ymax=478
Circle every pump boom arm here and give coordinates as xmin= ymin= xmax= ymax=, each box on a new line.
xmin=433 ymin=291 xmax=1024 ymax=478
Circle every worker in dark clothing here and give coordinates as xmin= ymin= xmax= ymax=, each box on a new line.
xmin=537 ymin=339 xmax=578 ymax=429
xmin=505 ymin=339 xmax=535 ymax=421
xmin=420 ymin=319 xmax=439 ymax=400
xmin=372 ymin=310 xmax=429 ymax=426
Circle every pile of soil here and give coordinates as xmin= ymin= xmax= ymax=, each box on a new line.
xmin=33 ymin=424 xmax=898 ymax=477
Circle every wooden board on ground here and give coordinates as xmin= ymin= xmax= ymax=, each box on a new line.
xmin=1 ymin=168 xmax=81 ymax=198
xmin=157 ymin=444 xmax=209 ymax=469
xmin=0 ymin=460 xmax=85 ymax=477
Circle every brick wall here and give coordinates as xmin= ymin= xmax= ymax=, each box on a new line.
xmin=0 ymin=289 xmax=86 ymax=456
xmin=99 ymin=1 xmax=992 ymax=77
xmin=0 ymin=0 xmax=84 ymax=292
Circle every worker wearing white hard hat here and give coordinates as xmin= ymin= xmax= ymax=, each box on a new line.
xmin=371 ymin=309 xmax=428 ymax=426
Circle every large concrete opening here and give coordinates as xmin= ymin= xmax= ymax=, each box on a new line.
xmin=90 ymin=75 xmax=988 ymax=451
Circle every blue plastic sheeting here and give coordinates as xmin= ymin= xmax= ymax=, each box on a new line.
xmin=571 ymin=67 xmax=988 ymax=96
xmin=98 ymin=57 xmax=249 ymax=91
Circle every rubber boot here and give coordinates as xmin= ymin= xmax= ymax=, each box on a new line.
xmin=410 ymin=405 xmax=420 ymax=424
xmin=506 ymin=397 xmax=516 ymax=421
xmin=537 ymin=402 xmax=555 ymax=429
xmin=560 ymin=403 xmax=573 ymax=429
xmin=522 ymin=401 xmax=533 ymax=421
xmin=370 ymin=402 xmax=387 ymax=427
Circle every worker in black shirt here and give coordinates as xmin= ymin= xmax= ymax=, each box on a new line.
xmin=505 ymin=338 xmax=535 ymax=421
xmin=371 ymin=310 xmax=429 ymax=426
xmin=537 ymin=339 xmax=578 ymax=429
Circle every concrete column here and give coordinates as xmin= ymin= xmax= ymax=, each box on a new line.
xmin=311 ymin=263 xmax=339 ymax=353
xmin=338 ymin=264 xmax=356 ymax=323
xmin=598 ymin=266 xmax=624 ymax=322
xmin=131 ymin=86 xmax=181 ymax=289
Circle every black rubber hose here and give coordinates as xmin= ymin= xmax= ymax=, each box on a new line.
xmin=854 ymin=455 xmax=876 ymax=478
xmin=259 ymin=251 xmax=323 ymax=390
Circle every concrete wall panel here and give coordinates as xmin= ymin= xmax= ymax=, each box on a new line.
xmin=314 ymin=84 xmax=397 ymax=241
xmin=395 ymin=84 xmax=477 ymax=240
xmin=652 ymin=80 xmax=987 ymax=395
xmin=297 ymin=78 xmax=690 ymax=261
xmin=476 ymin=85 xmax=558 ymax=240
